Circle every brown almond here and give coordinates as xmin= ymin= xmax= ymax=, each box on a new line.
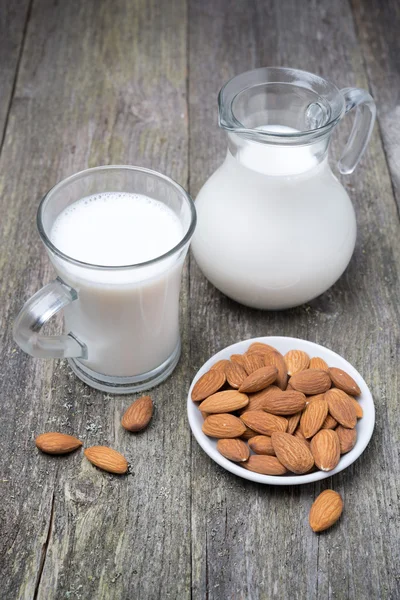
xmin=247 ymin=342 xmax=277 ymax=354
xmin=242 ymin=353 xmax=265 ymax=375
xmin=240 ymin=411 xmax=288 ymax=436
xmin=225 ymin=362 xmax=247 ymax=389
xmin=350 ymin=396 xmax=363 ymax=418
xmin=264 ymin=350 xmax=288 ymax=390
xmin=271 ymin=432 xmax=315 ymax=474
xmin=321 ymin=414 xmax=338 ymax=429
xmin=309 ymin=356 xmax=329 ymax=371
xmin=326 ymin=388 xmax=357 ymax=429
xmin=329 ymin=367 xmax=361 ymax=396
xmin=307 ymin=393 xmax=327 ymax=404
xmin=248 ymin=435 xmax=275 ymax=456
xmin=121 ymin=395 xmax=154 ymax=432
xmin=230 ymin=353 xmax=245 ymax=366
xmin=202 ymin=414 xmax=246 ymax=438
xmin=284 ymin=349 xmax=310 ymax=376
xmin=287 ymin=411 xmax=302 ymax=434
xmin=242 ymin=454 xmax=287 ymax=475
xmin=35 ymin=432 xmax=82 ymax=455
xmin=199 ymin=390 xmax=249 ymax=413
xmin=290 ymin=369 xmax=331 ymax=395
xmin=336 ymin=425 xmax=357 ymax=454
xmin=300 ymin=399 xmax=329 ymax=438
xmin=294 ymin=428 xmax=311 ymax=450
xmin=217 ymin=438 xmax=250 ymax=462
xmin=310 ymin=429 xmax=341 ymax=471
xmin=210 ymin=359 xmax=230 ymax=373
xmin=262 ymin=390 xmax=307 ymax=416
xmin=309 ymin=490 xmax=343 ymax=532
xmin=240 ymin=426 xmax=259 ymax=440
xmin=84 ymin=446 xmax=128 ymax=474
xmin=239 ymin=365 xmax=278 ymax=393
xmin=191 ymin=370 xmax=226 ymax=401
xmin=238 ymin=385 xmax=282 ymax=414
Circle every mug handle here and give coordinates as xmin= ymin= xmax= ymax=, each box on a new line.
xmin=338 ymin=87 xmax=376 ymax=175
xmin=13 ymin=277 xmax=87 ymax=359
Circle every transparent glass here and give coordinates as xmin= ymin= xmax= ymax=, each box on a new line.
xmin=13 ymin=166 xmax=196 ymax=393
xmin=191 ymin=67 xmax=376 ymax=309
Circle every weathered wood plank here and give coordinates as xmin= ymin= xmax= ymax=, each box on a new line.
xmin=188 ymin=1 xmax=400 ymax=599
xmin=0 ymin=1 xmax=190 ymax=599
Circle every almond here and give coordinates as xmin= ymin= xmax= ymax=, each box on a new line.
xmin=200 ymin=411 xmax=209 ymax=420
xmin=300 ymin=399 xmax=329 ymax=438
xmin=191 ymin=370 xmax=226 ymax=401
xmin=294 ymin=428 xmax=311 ymax=450
xmin=242 ymin=353 xmax=265 ymax=375
xmin=202 ymin=414 xmax=246 ymax=438
xmin=242 ymin=454 xmax=287 ymax=475
xmin=238 ymin=385 xmax=282 ymax=413
xmin=284 ymin=349 xmax=310 ymax=375
xmin=326 ymin=389 xmax=357 ymax=429
xmin=199 ymin=390 xmax=249 ymax=413
xmin=240 ymin=411 xmax=288 ymax=435
xmin=241 ymin=426 xmax=259 ymax=440
xmin=225 ymin=361 xmax=247 ymax=389
xmin=350 ymin=397 xmax=363 ymax=418
xmin=310 ymin=429 xmax=340 ymax=471
xmin=84 ymin=446 xmax=128 ymax=474
xmin=289 ymin=369 xmax=331 ymax=395
xmin=248 ymin=435 xmax=275 ymax=456
xmin=271 ymin=432 xmax=314 ymax=474
xmin=307 ymin=393 xmax=327 ymax=404
xmin=210 ymin=359 xmax=230 ymax=373
xmin=287 ymin=411 xmax=302 ymax=434
xmin=309 ymin=490 xmax=343 ymax=532
xmin=309 ymin=356 xmax=329 ymax=371
xmin=329 ymin=367 xmax=361 ymax=396
xmin=217 ymin=438 xmax=250 ymax=462
xmin=230 ymin=353 xmax=245 ymax=366
xmin=262 ymin=390 xmax=306 ymax=416
xmin=121 ymin=395 xmax=154 ymax=431
xmin=336 ymin=425 xmax=357 ymax=454
xmin=321 ymin=414 xmax=338 ymax=429
xmin=35 ymin=432 xmax=82 ymax=455
xmin=247 ymin=342 xmax=277 ymax=354
xmin=239 ymin=365 xmax=278 ymax=393
xmin=264 ymin=350 xmax=288 ymax=389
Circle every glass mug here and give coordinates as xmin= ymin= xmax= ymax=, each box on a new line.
xmin=13 ymin=166 xmax=196 ymax=393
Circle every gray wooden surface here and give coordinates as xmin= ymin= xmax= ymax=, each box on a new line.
xmin=0 ymin=0 xmax=399 ymax=598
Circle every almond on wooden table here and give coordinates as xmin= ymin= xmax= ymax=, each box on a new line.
xmin=289 ymin=369 xmax=331 ymax=395
xmin=217 ymin=438 xmax=250 ymax=462
xmin=239 ymin=365 xmax=278 ymax=393
xmin=191 ymin=370 xmax=226 ymax=401
xmin=329 ymin=367 xmax=361 ymax=396
xmin=84 ymin=446 xmax=128 ymax=475
xmin=325 ymin=388 xmax=357 ymax=429
xmin=336 ymin=425 xmax=357 ymax=454
xmin=199 ymin=390 xmax=249 ymax=413
xmin=262 ymin=390 xmax=306 ymax=416
xmin=242 ymin=454 xmax=287 ymax=475
xmin=248 ymin=435 xmax=275 ymax=456
xmin=35 ymin=432 xmax=82 ymax=455
xmin=309 ymin=356 xmax=329 ymax=371
xmin=225 ymin=361 xmax=247 ymax=388
xmin=271 ymin=431 xmax=315 ymax=474
xmin=300 ymin=399 xmax=329 ymax=438
xmin=202 ymin=413 xmax=246 ymax=438
xmin=309 ymin=490 xmax=343 ymax=532
xmin=284 ymin=349 xmax=310 ymax=375
xmin=121 ymin=395 xmax=154 ymax=431
xmin=310 ymin=429 xmax=341 ymax=471
xmin=240 ymin=410 xmax=288 ymax=436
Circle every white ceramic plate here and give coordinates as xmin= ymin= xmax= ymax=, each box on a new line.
xmin=187 ymin=336 xmax=375 ymax=485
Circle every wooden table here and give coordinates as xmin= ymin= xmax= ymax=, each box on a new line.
xmin=1 ymin=1 xmax=399 ymax=598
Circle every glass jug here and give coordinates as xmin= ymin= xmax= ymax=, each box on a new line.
xmin=191 ymin=67 xmax=376 ymax=309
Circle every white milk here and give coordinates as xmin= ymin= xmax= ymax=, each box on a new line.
xmin=192 ymin=126 xmax=356 ymax=309
xmin=50 ymin=192 xmax=185 ymax=377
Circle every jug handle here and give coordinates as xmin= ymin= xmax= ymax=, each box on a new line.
xmin=338 ymin=87 xmax=376 ymax=175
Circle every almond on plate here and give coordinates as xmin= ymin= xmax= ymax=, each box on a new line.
xmin=239 ymin=365 xmax=278 ymax=393
xmin=217 ymin=438 xmax=250 ymax=462
xmin=248 ymin=435 xmax=275 ymax=456
xmin=309 ymin=489 xmax=343 ymax=532
xmin=247 ymin=342 xmax=277 ymax=355
xmin=191 ymin=370 xmax=226 ymax=401
xmin=271 ymin=431 xmax=315 ymax=474
xmin=84 ymin=446 xmax=128 ymax=475
xmin=321 ymin=414 xmax=338 ymax=429
xmin=202 ymin=414 xmax=246 ymax=438
xmin=289 ymin=369 xmax=331 ymax=395
xmin=242 ymin=353 xmax=265 ymax=375
xmin=35 ymin=432 xmax=82 ymax=455
xmin=242 ymin=454 xmax=287 ymax=475
xmin=300 ymin=399 xmax=329 ymax=438
xmin=287 ymin=411 xmax=302 ymax=434
xmin=336 ymin=425 xmax=357 ymax=454
xmin=329 ymin=367 xmax=361 ymax=396
xmin=240 ymin=410 xmax=288 ymax=436
xmin=199 ymin=390 xmax=249 ymax=413
xmin=284 ymin=349 xmax=310 ymax=375
xmin=121 ymin=395 xmax=154 ymax=432
xmin=262 ymin=390 xmax=306 ymax=416
xmin=309 ymin=356 xmax=329 ymax=371
xmin=225 ymin=361 xmax=247 ymax=388
xmin=264 ymin=350 xmax=288 ymax=390
xmin=325 ymin=388 xmax=357 ymax=429
xmin=310 ymin=429 xmax=341 ymax=471
xmin=209 ymin=359 xmax=230 ymax=372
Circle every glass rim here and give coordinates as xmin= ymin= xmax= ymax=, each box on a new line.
xmin=218 ymin=66 xmax=346 ymax=141
xmin=37 ymin=165 xmax=197 ymax=270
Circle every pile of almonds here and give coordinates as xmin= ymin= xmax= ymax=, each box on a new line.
xmin=35 ymin=395 xmax=154 ymax=474
xmin=192 ymin=342 xmax=363 ymax=531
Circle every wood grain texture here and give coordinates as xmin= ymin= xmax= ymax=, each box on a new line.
xmin=189 ymin=0 xmax=400 ymax=599
xmin=0 ymin=1 xmax=190 ymax=599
